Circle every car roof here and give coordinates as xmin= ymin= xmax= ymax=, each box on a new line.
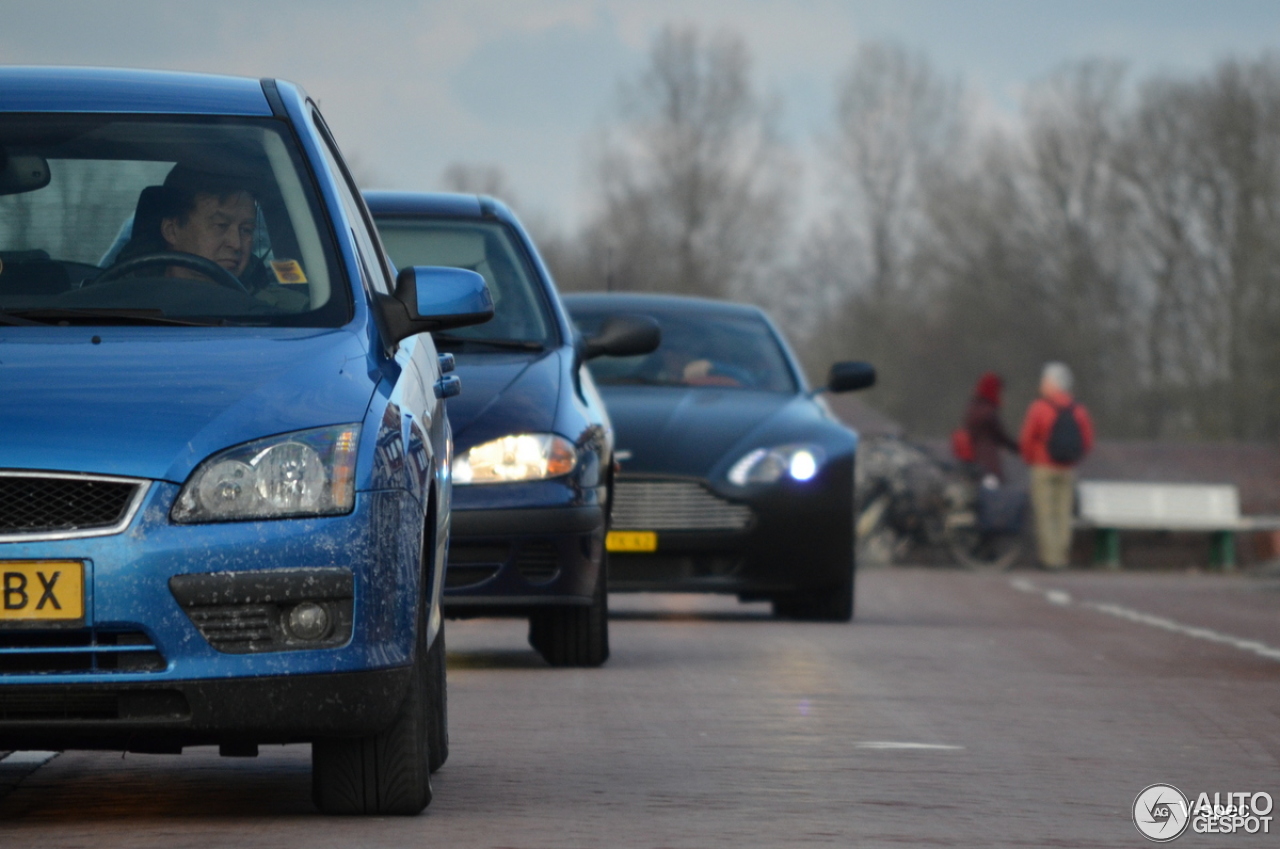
xmin=0 ymin=67 xmax=272 ymax=115
xmin=562 ymin=291 xmax=770 ymax=320
xmin=363 ymin=190 xmax=520 ymax=225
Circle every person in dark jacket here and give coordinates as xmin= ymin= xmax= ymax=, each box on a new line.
xmin=964 ymin=372 xmax=1019 ymax=483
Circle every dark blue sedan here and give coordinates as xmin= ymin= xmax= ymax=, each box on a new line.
xmin=566 ymin=294 xmax=875 ymax=621
xmin=0 ymin=67 xmax=494 ymax=814
xmin=366 ymin=192 xmax=658 ymax=666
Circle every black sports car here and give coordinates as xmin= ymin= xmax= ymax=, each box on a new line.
xmin=366 ymin=192 xmax=658 ymax=666
xmin=564 ymin=293 xmax=875 ymax=621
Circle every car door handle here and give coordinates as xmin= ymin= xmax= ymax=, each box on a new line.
xmin=434 ymin=375 xmax=462 ymax=399
xmin=438 ymin=353 xmax=456 ymax=374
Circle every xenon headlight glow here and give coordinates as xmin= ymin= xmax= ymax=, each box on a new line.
xmin=453 ymin=433 xmax=577 ymax=484
xmin=726 ymin=444 xmax=826 ymax=485
xmin=172 ymin=425 xmax=360 ymax=522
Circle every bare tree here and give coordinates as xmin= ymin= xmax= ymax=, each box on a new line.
xmin=804 ymin=58 xmax=1142 ymax=436
xmin=1014 ymin=60 xmax=1137 ymax=429
xmin=581 ymin=24 xmax=795 ymax=301
xmin=827 ymin=42 xmax=964 ymax=298
xmin=798 ymin=42 xmax=966 ymax=418
xmin=1116 ymin=55 xmax=1280 ymax=438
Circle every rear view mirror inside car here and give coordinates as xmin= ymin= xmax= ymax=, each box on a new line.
xmin=0 ymin=151 xmax=51 ymax=195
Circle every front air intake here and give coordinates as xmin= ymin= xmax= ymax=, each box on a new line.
xmin=0 ymin=472 xmax=147 ymax=541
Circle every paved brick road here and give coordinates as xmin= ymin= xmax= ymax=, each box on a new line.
xmin=2 ymin=567 xmax=1279 ymax=847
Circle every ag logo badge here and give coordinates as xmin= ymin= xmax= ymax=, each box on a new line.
xmin=1134 ymin=784 xmax=1190 ymax=842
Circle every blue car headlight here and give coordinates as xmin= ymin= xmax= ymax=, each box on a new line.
xmin=452 ymin=433 xmax=577 ymax=485
xmin=726 ymin=444 xmax=826 ymax=485
xmin=172 ymin=425 xmax=361 ymax=523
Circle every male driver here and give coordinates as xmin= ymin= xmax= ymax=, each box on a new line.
xmin=156 ymin=164 xmax=257 ymax=281
xmin=1019 ymin=362 xmax=1095 ymax=569
xmin=116 ymin=164 xmax=306 ymax=309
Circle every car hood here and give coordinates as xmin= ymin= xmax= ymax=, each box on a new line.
xmin=0 ymin=327 xmax=377 ymax=483
xmin=600 ymin=386 xmax=799 ymax=478
xmin=447 ymin=350 xmax=561 ymax=446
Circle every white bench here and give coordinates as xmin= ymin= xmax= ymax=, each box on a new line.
xmin=1076 ymin=481 xmax=1280 ymax=569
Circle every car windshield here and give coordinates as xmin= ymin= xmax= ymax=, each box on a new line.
xmin=0 ymin=115 xmax=349 ymax=326
xmin=572 ymin=307 xmax=798 ymax=393
xmin=374 ymin=217 xmax=554 ymax=347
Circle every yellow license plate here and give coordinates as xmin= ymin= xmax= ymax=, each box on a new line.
xmin=606 ymin=531 xmax=657 ymax=553
xmin=0 ymin=561 xmax=84 ymax=622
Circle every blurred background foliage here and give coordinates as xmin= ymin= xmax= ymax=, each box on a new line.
xmin=441 ymin=24 xmax=1280 ymax=442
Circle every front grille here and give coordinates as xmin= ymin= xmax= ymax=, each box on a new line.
xmin=514 ymin=540 xmax=559 ymax=583
xmin=0 ymin=690 xmax=118 ymax=720
xmin=185 ymin=606 xmax=275 ymax=653
xmin=446 ymin=543 xmax=508 ymax=588
xmin=0 ymin=472 xmax=145 ymax=540
xmin=444 ymin=540 xmax=564 ymax=586
xmin=612 ymin=480 xmax=753 ymax=531
xmin=0 ymin=629 xmax=165 ymax=674
xmin=0 ymin=689 xmax=189 ymax=721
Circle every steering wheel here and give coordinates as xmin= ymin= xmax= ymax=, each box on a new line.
xmin=93 ymin=251 xmax=249 ymax=293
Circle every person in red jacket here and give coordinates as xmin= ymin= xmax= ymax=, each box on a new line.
xmin=963 ymin=372 xmax=1019 ymax=483
xmin=1019 ymin=362 xmax=1094 ymax=569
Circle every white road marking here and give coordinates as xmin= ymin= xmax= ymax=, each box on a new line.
xmin=0 ymin=751 xmax=58 ymax=767
xmin=0 ymin=750 xmax=58 ymax=799
xmin=1085 ymin=602 xmax=1280 ymax=662
xmin=855 ymin=742 xmax=965 ymax=750
xmin=1009 ymin=577 xmax=1280 ymax=662
xmin=1009 ymin=577 xmax=1038 ymax=594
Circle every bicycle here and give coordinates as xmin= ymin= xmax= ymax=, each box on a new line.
xmin=856 ymin=435 xmax=1025 ymax=570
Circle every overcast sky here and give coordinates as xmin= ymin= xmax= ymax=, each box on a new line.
xmin=4 ymin=1 xmax=1279 ymax=230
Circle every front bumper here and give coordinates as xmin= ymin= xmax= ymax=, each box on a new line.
xmin=0 ymin=664 xmax=411 ymax=751
xmin=607 ymin=469 xmax=854 ymax=595
xmin=444 ymin=503 xmax=606 ymax=615
xmin=0 ymin=484 xmax=428 ymax=745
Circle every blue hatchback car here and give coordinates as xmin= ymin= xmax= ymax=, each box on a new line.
xmin=0 ymin=67 xmax=494 ymax=815
xmin=366 ymin=192 xmax=659 ymax=667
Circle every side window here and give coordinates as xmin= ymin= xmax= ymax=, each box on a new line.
xmin=311 ymin=109 xmax=393 ymax=296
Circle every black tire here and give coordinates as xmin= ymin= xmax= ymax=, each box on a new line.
xmin=946 ymin=523 xmax=1021 ymax=572
xmin=312 ymin=614 xmax=434 ymax=815
xmin=528 ymin=559 xmax=609 ymax=667
xmin=427 ymin=620 xmax=448 ymax=774
xmin=773 ymin=564 xmax=856 ymax=623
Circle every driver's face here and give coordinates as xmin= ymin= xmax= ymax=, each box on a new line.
xmin=161 ymin=191 xmax=256 ymax=278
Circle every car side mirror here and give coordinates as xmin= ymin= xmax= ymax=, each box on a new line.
xmin=582 ymin=314 xmax=661 ymax=360
xmin=817 ymin=361 xmax=876 ymax=394
xmin=376 ymin=266 xmax=494 ymax=346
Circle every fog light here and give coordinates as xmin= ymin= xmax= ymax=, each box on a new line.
xmin=285 ymin=602 xmax=331 ymax=641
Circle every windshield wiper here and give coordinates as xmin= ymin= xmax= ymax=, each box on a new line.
xmin=3 ymin=308 xmax=226 ymax=327
xmin=432 ymin=334 xmax=545 ymax=352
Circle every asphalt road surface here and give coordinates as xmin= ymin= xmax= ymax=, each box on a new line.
xmin=3 ymin=566 xmax=1280 ymax=847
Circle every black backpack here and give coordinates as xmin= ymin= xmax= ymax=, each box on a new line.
xmin=1046 ymin=402 xmax=1084 ymax=464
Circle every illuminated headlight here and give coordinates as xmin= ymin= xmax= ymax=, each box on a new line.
xmin=727 ymin=444 xmax=825 ymax=485
xmin=453 ymin=434 xmax=577 ymax=484
xmin=172 ymin=425 xmax=360 ymax=522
